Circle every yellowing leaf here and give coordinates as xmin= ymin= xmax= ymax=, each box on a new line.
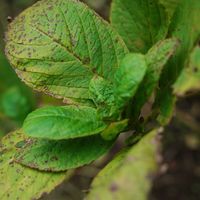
xmin=87 ymin=129 xmax=161 ymax=200
xmin=0 ymin=131 xmax=72 ymax=200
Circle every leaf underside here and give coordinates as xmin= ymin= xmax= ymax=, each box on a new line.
xmin=0 ymin=131 xmax=71 ymax=200
xmin=15 ymin=134 xmax=114 ymax=172
xmin=5 ymin=0 xmax=128 ymax=103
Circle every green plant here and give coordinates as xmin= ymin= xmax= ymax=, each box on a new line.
xmin=0 ymin=0 xmax=200 ymax=199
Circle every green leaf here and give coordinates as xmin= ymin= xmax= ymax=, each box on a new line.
xmin=0 ymin=131 xmax=72 ymax=200
xmin=23 ymin=105 xmax=107 ymax=140
xmin=89 ymin=75 xmax=115 ymax=119
xmin=114 ymin=53 xmax=147 ymax=113
xmin=132 ymin=38 xmax=179 ymax=119
xmin=87 ymin=129 xmax=160 ymax=200
xmin=110 ymin=0 xmax=168 ymax=53
xmin=159 ymin=0 xmax=180 ymax=23
xmin=15 ymin=134 xmax=114 ymax=172
xmin=101 ymin=119 xmax=128 ymax=141
xmin=154 ymin=0 xmax=200 ymax=125
xmin=5 ymin=0 xmax=128 ymax=103
xmin=174 ymin=46 xmax=200 ymax=95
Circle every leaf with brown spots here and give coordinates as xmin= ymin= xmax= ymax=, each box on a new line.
xmin=15 ymin=134 xmax=114 ymax=171
xmin=5 ymin=0 xmax=128 ymax=104
xmin=87 ymin=129 xmax=161 ymax=200
xmin=0 ymin=130 xmax=72 ymax=200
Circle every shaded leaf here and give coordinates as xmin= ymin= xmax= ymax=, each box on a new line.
xmin=5 ymin=0 xmax=128 ymax=103
xmin=154 ymin=0 xmax=200 ymax=125
xmin=15 ymin=134 xmax=114 ymax=172
xmin=111 ymin=0 xmax=168 ymax=53
xmin=23 ymin=105 xmax=107 ymax=140
xmin=159 ymin=0 xmax=180 ymax=23
xmin=174 ymin=46 xmax=200 ymax=95
xmin=0 ymin=130 xmax=71 ymax=200
xmin=132 ymin=38 xmax=179 ymax=119
xmin=87 ymin=129 xmax=161 ymax=200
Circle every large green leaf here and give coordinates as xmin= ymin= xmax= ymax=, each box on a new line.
xmin=5 ymin=0 xmax=128 ymax=103
xmin=132 ymin=38 xmax=179 ymax=119
xmin=174 ymin=46 xmax=200 ymax=95
xmin=15 ymin=134 xmax=114 ymax=172
xmin=23 ymin=105 xmax=107 ymax=140
xmin=110 ymin=0 xmax=168 ymax=53
xmin=0 ymin=131 xmax=72 ymax=200
xmin=87 ymin=129 xmax=160 ymax=200
xmin=154 ymin=0 xmax=200 ymax=125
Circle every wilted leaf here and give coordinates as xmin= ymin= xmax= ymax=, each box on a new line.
xmin=87 ymin=129 xmax=161 ymax=200
xmin=111 ymin=0 xmax=168 ymax=53
xmin=174 ymin=46 xmax=200 ymax=95
xmin=0 ymin=131 xmax=72 ymax=200
xmin=23 ymin=105 xmax=107 ymax=140
xmin=6 ymin=0 xmax=128 ymax=103
xmin=15 ymin=134 xmax=114 ymax=171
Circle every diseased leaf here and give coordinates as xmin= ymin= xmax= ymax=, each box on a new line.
xmin=0 ymin=131 xmax=71 ymax=200
xmin=174 ymin=46 xmax=200 ymax=95
xmin=132 ymin=38 xmax=179 ymax=119
xmin=23 ymin=105 xmax=107 ymax=140
xmin=5 ymin=0 xmax=128 ymax=103
xmin=154 ymin=0 xmax=200 ymax=125
xmin=15 ymin=134 xmax=114 ymax=172
xmin=113 ymin=53 xmax=147 ymax=113
xmin=111 ymin=0 xmax=168 ymax=53
xmin=87 ymin=129 xmax=161 ymax=200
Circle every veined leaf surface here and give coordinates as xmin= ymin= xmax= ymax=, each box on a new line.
xmin=6 ymin=0 xmax=128 ymax=102
xmin=111 ymin=0 xmax=168 ymax=53
xmin=23 ymin=105 xmax=107 ymax=140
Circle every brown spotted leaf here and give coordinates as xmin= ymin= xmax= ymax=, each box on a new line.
xmin=5 ymin=0 xmax=128 ymax=103
xmin=0 ymin=130 xmax=72 ymax=200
